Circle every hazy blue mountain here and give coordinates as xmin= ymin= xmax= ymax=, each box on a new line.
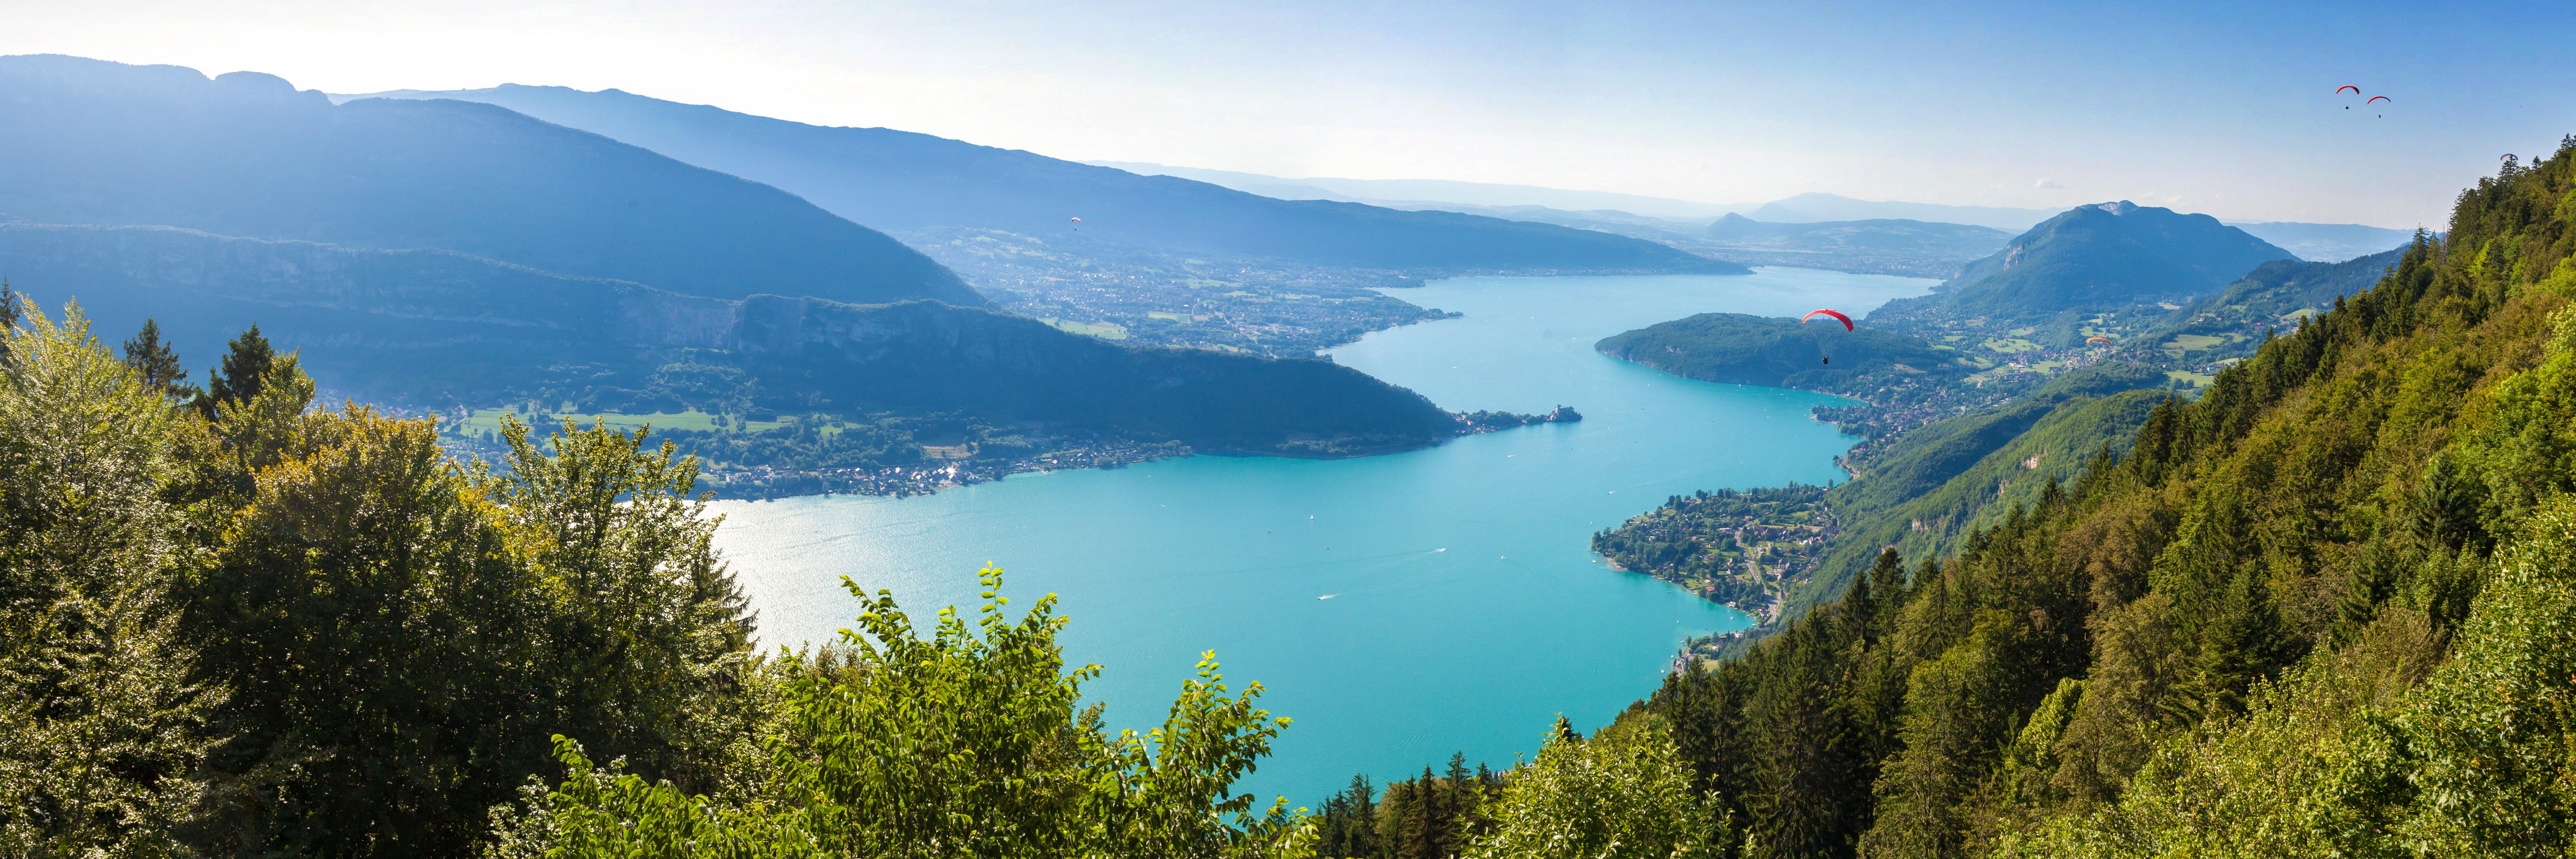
xmin=1083 ymin=162 xmax=1744 ymax=218
xmin=1932 ymin=201 xmax=2295 ymax=320
xmin=1594 ymin=312 xmax=1964 ymax=389
xmin=1703 ymin=213 xmax=2011 ymax=257
xmin=1747 ymin=193 xmax=2062 ymax=232
xmin=2221 ymin=220 xmax=2420 ymax=262
xmin=0 ymin=54 xmax=980 ymax=307
xmin=1 ymin=222 xmax=1457 ymax=450
xmin=354 ymin=85 xmax=1738 ymax=274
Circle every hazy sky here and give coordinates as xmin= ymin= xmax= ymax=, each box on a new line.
xmin=10 ymin=0 xmax=2572 ymax=226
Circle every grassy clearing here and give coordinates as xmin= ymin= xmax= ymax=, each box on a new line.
xmin=2164 ymin=333 xmax=2226 ymax=351
xmin=1039 ymin=318 xmax=1129 ymax=339
xmin=1981 ymin=337 xmax=2043 ymax=353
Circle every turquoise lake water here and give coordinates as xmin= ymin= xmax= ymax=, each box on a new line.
xmin=710 ymin=268 xmax=1934 ymax=804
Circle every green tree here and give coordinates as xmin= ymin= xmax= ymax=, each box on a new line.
xmin=1465 ymin=720 xmax=1730 ymax=859
xmin=0 ymin=303 xmax=218 ymax=857
xmin=0 ymin=280 xmax=19 ymax=366
xmin=493 ymin=565 xmax=1314 ymax=858
xmin=183 ymin=400 xmax=763 ymax=855
xmin=193 ymin=323 xmax=273 ymax=420
xmin=118 ymin=318 xmax=193 ymax=402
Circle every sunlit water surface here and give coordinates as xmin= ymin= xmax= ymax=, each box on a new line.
xmin=711 ymin=268 xmax=1934 ymax=802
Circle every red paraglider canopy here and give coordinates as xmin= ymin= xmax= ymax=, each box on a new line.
xmin=1801 ymin=309 xmax=1853 ymax=331
xmin=2337 ymin=85 xmax=2361 ymax=95
xmin=2368 ymin=95 xmax=2390 ymax=104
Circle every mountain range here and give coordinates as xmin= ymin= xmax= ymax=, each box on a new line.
xmin=0 ymin=54 xmax=979 ymax=307
xmin=2218 ymin=220 xmax=2419 ymax=262
xmin=1082 ymin=162 xmax=1743 ymax=219
xmin=0 ymin=54 xmax=1486 ymax=456
xmin=353 ymin=85 xmax=1734 ymax=275
xmin=1088 ymin=167 xmax=2417 ymax=265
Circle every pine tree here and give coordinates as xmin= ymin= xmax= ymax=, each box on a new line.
xmin=0 ymin=280 xmax=19 ymax=367
xmin=195 ymin=324 xmax=274 ymax=419
xmin=1404 ymin=765 xmax=1443 ymax=859
xmin=119 ymin=319 xmax=192 ymax=401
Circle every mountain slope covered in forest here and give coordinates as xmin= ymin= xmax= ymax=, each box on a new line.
xmin=2137 ymin=245 xmax=2410 ymax=363
xmin=356 ymin=84 xmax=1742 ymax=275
xmin=0 ymin=54 xmax=980 ymax=307
xmin=1930 ymin=201 xmax=2295 ymax=321
xmin=1622 ymin=141 xmax=2576 ymax=857
xmin=1594 ymin=313 xmax=1968 ymax=390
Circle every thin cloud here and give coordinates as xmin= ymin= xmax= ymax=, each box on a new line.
xmin=2034 ymin=178 xmax=2066 ymax=189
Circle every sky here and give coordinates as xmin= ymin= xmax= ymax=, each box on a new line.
xmin=8 ymin=0 xmax=2572 ymax=227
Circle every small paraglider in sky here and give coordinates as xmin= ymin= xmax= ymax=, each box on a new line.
xmin=2086 ymin=336 xmax=2114 ymax=345
xmin=1802 ymin=309 xmax=1853 ymax=364
xmin=1069 ymin=216 xmax=1082 ymax=231
xmin=2368 ymin=95 xmax=2389 ymax=117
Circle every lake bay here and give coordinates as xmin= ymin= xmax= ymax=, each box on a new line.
xmin=711 ymin=268 xmax=1934 ymax=802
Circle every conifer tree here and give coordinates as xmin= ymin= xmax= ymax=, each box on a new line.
xmin=119 ymin=318 xmax=191 ymax=401
xmin=195 ymin=323 xmax=274 ymax=419
xmin=0 ymin=281 xmax=19 ymax=367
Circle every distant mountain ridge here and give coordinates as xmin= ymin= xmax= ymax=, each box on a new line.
xmin=1703 ymin=213 xmax=2012 ymax=258
xmin=1083 ymin=162 xmax=1745 ymax=218
xmin=1927 ymin=201 xmax=2295 ymax=321
xmin=2221 ymin=221 xmax=2420 ymax=262
xmin=1743 ymin=194 xmax=2061 ymax=232
xmin=353 ymin=85 xmax=1737 ymax=275
xmin=0 ymin=55 xmax=979 ymax=307
xmin=0 ymin=222 xmax=1458 ymax=450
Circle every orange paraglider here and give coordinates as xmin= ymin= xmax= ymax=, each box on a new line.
xmin=1802 ymin=309 xmax=1852 ymax=364
xmin=2087 ymin=336 xmax=2114 ymax=345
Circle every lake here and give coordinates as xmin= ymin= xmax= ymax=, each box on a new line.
xmin=710 ymin=267 xmax=1935 ymax=803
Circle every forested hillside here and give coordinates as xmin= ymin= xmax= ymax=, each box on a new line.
xmin=1595 ymin=312 xmax=1969 ymax=390
xmin=1926 ymin=201 xmax=2294 ymax=322
xmin=0 ymin=223 xmax=1461 ymax=459
xmin=1604 ymin=142 xmax=2576 ymax=856
xmin=0 ymin=54 xmax=979 ymax=307
xmin=2139 ymin=245 xmax=2409 ymax=363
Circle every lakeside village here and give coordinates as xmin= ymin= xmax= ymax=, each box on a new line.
xmin=1589 ymin=485 xmax=1841 ymax=664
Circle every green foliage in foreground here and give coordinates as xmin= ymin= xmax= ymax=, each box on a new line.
xmin=488 ymin=566 xmax=1313 ymax=858
xmin=1464 ymin=720 xmax=1733 ymax=859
